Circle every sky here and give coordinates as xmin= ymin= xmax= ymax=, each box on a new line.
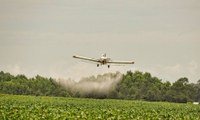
xmin=0 ymin=0 xmax=200 ymax=83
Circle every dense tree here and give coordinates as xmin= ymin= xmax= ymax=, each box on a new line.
xmin=0 ymin=71 xmax=199 ymax=103
xmin=194 ymin=79 xmax=200 ymax=101
xmin=0 ymin=71 xmax=14 ymax=82
xmin=165 ymin=77 xmax=197 ymax=103
xmin=0 ymin=71 xmax=70 ymax=97
xmin=115 ymin=71 xmax=198 ymax=103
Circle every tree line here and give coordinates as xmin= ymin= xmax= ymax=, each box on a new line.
xmin=115 ymin=71 xmax=200 ymax=103
xmin=0 ymin=71 xmax=69 ymax=97
xmin=0 ymin=71 xmax=199 ymax=103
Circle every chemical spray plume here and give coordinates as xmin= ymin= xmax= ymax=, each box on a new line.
xmin=57 ymin=72 xmax=122 ymax=98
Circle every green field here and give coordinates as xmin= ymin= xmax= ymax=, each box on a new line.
xmin=0 ymin=94 xmax=200 ymax=120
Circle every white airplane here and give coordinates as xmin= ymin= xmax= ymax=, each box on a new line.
xmin=73 ymin=53 xmax=134 ymax=68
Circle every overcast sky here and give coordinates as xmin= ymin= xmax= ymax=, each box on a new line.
xmin=0 ymin=0 xmax=199 ymax=82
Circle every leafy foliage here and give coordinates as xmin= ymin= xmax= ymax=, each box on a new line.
xmin=0 ymin=94 xmax=200 ymax=120
xmin=0 ymin=71 xmax=69 ymax=97
xmin=116 ymin=71 xmax=200 ymax=103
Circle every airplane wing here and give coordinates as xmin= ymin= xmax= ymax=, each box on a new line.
xmin=108 ymin=60 xmax=134 ymax=64
xmin=73 ymin=55 xmax=99 ymax=63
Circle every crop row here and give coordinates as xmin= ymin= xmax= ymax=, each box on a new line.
xmin=0 ymin=94 xmax=200 ymax=119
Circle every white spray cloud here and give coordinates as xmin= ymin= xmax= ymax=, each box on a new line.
xmin=57 ymin=72 xmax=123 ymax=97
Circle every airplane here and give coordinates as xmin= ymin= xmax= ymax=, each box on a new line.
xmin=73 ymin=53 xmax=134 ymax=68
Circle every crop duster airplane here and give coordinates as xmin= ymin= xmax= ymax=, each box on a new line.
xmin=73 ymin=53 xmax=134 ymax=68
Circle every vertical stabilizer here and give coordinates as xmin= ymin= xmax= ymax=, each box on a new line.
xmin=102 ymin=53 xmax=106 ymax=57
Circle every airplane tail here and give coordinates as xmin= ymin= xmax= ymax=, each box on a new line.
xmin=102 ymin=53 xmax=106 ymax=57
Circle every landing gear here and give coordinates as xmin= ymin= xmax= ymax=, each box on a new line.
xmin=97 ymin=64 xmax=99 ymax=67
xmin=108 ymin=65 xmax=110 ymax=68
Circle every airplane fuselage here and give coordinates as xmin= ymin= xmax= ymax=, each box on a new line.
xmin=99 ymin=57 xmax=110 ymax=65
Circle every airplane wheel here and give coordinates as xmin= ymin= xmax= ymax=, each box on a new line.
xmin=97 ymin=64 xmax=99 ymax=67
xmin=108 ymin=65 xmax=110 ymax=68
